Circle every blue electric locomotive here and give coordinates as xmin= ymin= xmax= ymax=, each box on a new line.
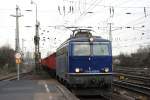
xmin=56 ymin=29 xmax=112 ymax=89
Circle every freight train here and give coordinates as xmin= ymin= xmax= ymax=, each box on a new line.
xmin=41 ymin=29 xmax=112 ymax=90
xmin=41 ymin=53 xmax=56 ymax=77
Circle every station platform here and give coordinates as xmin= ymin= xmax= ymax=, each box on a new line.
xmin=0 ymin=79 xmax=79 ymax=100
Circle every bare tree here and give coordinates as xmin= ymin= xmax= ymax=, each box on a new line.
xmin=0 ymin=46 xmax=15 ymax=72
xmin=116 ymin=46 xmax=150 ymax=68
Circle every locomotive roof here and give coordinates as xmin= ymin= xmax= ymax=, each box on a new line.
xmin=57 ymin=29 xmax=110 ymax=49
xmin=57 ymin=36 xmax=110 ymax=50
xmin=69 ymin=36 xmax=110 ymax=42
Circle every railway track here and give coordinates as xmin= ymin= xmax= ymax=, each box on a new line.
xmin=113 ymin=80 xmax=150 ymax=96
xmin=70 ymin=88 xmax=112 ymax=100
xmin=114 ymin=73 xmax=150 ymax=87
xmin=0 ymin=71 xmax=32 ymax=81
xmin=114 ymin=67 xmax=150 ymax=77
xmin=78 ymin=95 xmax=107 ymax=100
xmin=114 ymin=73 xmax=150 ymax=80
xmin=113 ymin=73 xmax=150 ymax=100
xmin=113 ymin=68 xmax=150 ymax=99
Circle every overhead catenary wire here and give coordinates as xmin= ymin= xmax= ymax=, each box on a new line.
xmin=1 ymin=0 xmax=150 ymax=55
xmin=74 ymin=0 xmax=103 ymax=24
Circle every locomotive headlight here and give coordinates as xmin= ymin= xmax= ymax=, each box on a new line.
xmin=75 ymin=68 xmax=80 ymax=73
xmin=104 ymin=68 xmax=109 ymax=72
xmin=89 ymin=37 xmax=94 ymax=42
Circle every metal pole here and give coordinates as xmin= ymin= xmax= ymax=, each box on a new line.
xmin=31 ymin=0 xmax=40 ymax=72
xmin=22 ymin=39 xmax=24 ymax=52
xmin=108 ymin=23 xmax=112 ymax=41
xmin=36 ymin=4 xmax=37 ymax=25
xmin=35 ymin=3 xmax=39 ymax=71
xmin=16 ymin=5 xmax=20 ymax=80
xmin=16 ymin=5 xmax=20 ymax=52
xmin=17 ymin=64 xmax=20 ymax=80
xmin=22 ymin=38 xmax=26 ymax=61
xmin=11 ymin=5 xmax=23 ymax=80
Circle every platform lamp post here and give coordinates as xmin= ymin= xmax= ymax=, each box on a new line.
xmin=30 ymin=0 xmax=41 ymax=72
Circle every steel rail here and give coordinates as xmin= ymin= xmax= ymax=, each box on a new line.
xmin=0 ymin=71 xmax=32 ymax=81
xmin=114 ymin=73 xmax=150 ymax=81
xmin=0 ymin=73 xmax=17 ymax=81
xmin=113 ymin=68 xmax=150 ymax=77
xmin=114 ymin=71 xmax=149 ymax=76
xmin=113 ymin=80 xmax=150 ymax=96
xmin=113 ymin=72 xmax=150 ymax=87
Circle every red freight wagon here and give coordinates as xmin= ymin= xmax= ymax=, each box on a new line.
xmin=41 ymin=52 xmax=56 ymax=77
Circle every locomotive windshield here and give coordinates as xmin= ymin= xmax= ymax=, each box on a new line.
xmin=93 ymin=42 xmax=109 ymax=56
xmin=73 ymin=42 xmax=110 ymax=56
xmin=73 ymin=42 xmax=90 ymax=56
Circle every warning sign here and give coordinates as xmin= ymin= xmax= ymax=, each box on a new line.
xmin=15 ymin=53 xmax=21 ymax=59
xmin=16 ymin=58 xmax=21 ymax=64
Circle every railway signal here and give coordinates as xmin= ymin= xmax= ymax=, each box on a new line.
xmin=30 ymin=0 xmax=41 ymax=72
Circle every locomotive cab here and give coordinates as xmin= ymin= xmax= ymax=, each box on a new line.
xmin=56 ymin=29 xmax=112 ymax=89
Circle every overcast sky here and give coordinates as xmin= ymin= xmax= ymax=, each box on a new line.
xmin=0 ymin=0 xmax=150 ymax=57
